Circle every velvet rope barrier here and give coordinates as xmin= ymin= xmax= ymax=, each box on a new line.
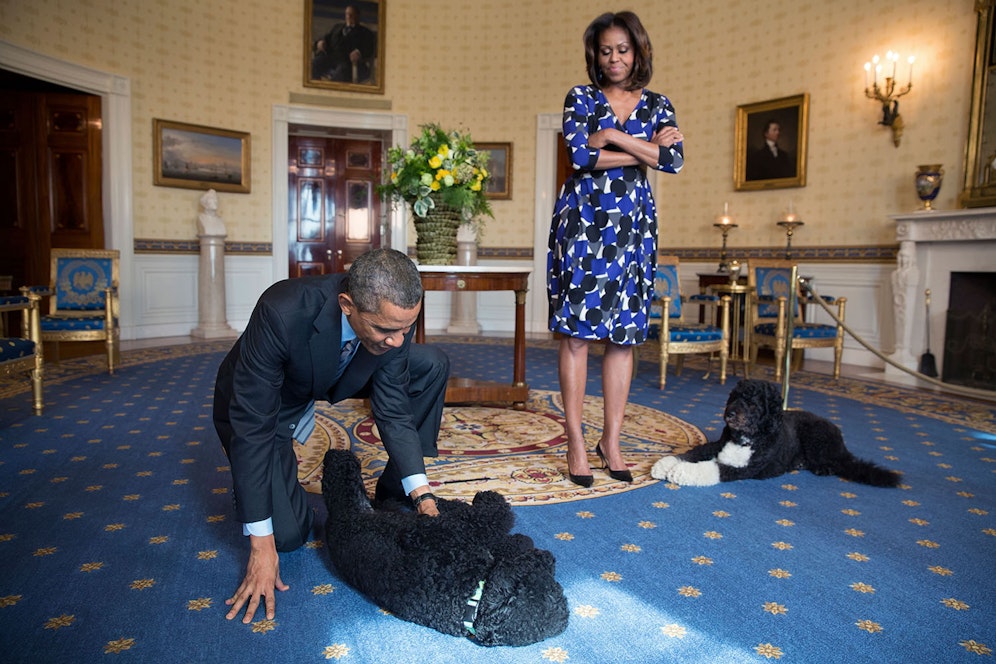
xmin=801 ymin=280 xmax=996 ymax=403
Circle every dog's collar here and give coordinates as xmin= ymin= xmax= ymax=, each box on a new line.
xmin=462 ymin=579 xmax=486 ymax=637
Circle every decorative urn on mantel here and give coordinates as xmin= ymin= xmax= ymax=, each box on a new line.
xmin=914 ymin=164 xmax=944 ymax=211
xmin=379 ymin=124 xmax=493 ymax=265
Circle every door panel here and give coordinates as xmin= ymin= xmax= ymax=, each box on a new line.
xmin=0 ymin=87 xmax=103 ymax=291
xmin=288 ymin=135 xmax=381 ymax=277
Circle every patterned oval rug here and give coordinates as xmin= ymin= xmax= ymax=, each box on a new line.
xmin=296 ymin=389 xmax=706 ymax=504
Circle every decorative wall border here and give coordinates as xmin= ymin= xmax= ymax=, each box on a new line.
xmin=133 ymin=240 xmax=896 ymax=263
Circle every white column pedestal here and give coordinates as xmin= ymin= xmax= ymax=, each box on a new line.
xmin=192 ymin=234 xmax=238 ymax=339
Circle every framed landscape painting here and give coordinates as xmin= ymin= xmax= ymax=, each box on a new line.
xmin=153 ymin=119 xmax=251 ymax=194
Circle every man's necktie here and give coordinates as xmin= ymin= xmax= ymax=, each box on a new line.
xmin=294 ymin=338 xmax=358 ymax=444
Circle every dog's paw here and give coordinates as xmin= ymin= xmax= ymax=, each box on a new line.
xmin=657 ymin=459 xmax=721 ymax=486
xmin=650 ymin=455 xmax=680 ymax=480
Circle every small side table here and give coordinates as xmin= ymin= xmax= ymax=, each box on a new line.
xmin=708 ymin=283 xmax=754 ymax=376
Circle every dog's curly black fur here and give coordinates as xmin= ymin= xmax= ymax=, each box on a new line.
xmin=320 ymin=449 xmax=569 ymax=646
xmin=651 ymin=379 xmax=901 ymax=487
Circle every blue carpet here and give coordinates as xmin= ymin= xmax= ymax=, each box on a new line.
xmin=0 ymin=338 xmax=994 ymax=662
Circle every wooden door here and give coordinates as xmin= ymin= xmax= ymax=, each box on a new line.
xmin=288 ymin=136 xmax=382 ymax=277
xmin=0 ymin=86 xmax=104 ymax=290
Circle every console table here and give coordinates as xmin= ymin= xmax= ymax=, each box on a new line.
xmin=416 ymin=266 xmax=531 ymax=407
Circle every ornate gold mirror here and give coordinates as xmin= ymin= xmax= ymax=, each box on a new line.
xmin=962 ymin=1 xmax=996 ymax=207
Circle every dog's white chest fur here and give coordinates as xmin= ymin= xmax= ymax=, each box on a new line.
xmin=717 ymin=441 xmax=752 ymax=468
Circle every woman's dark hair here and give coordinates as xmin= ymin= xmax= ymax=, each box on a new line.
xmin=583 ymin=11 xmax=653 ymax=91
xmin=345 ymin=248 xmax=422 ymax=312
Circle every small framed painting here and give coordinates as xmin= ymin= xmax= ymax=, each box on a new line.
xmin=478 ymin=142 xmax=512 ymax=200
xmin=734 ymin=93 xmax=809 ymax=191
xmin=153 ymin=119 xmax=251 ymax=194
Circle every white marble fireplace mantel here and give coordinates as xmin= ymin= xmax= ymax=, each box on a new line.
xmin=888 ymin=207 xmax=996 ymax=379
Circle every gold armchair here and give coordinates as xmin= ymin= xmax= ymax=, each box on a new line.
xmin=746 ymin=259 xmax=846 ymax=381
xmin=28 ymin=248 xmax=121 ymax=373
xmin=0 ymin=291 xmax=43 ymax=415
xmin=637 ymin=255 xmax=731 ymax=388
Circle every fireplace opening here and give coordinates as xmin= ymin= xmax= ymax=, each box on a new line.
xmin=942 ymin=272 xmax=996 ymax=391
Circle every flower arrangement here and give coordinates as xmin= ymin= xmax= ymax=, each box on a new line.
xmin=379 ymin=123 xmax=493 ymax=222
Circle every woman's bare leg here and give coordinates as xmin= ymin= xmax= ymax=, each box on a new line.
xmin=559 ymin=336 xmax=591 ymax=475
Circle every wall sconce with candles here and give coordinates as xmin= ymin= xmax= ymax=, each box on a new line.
xmin=776 ymin=202 xmax=803 ymax=260
xmin=864 ymin=50 xmax=915 ymax=147
xmin=713 ymin=202 xmax=738 ymax=273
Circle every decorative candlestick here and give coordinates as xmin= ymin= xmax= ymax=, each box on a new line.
xmin=776 ymin=219 xmax=804 ymax=260
xmin=713 ymin=202 xmax=738 ymax=273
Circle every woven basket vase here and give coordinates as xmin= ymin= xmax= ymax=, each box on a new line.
xmin=412 ymin=194 xmax=461 ymax=265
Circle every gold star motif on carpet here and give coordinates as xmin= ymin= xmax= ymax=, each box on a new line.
xmin=44 ymin=614 xmax=74 ymax=629
xmin=104 ymin=638 xmax=136 ymax=654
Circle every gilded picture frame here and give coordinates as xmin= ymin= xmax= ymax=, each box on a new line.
xmin=478 ymin=142 xmax=512 ymax=200
xmin=153 ymin=119 xmax=251 ymax=194
xmin=304 ymin=0 xmax=385 ymax=94
xmin=734 ymin=93 xmax=809 ymax=191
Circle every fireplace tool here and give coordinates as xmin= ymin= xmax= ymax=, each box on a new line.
xmin=918 ymin=289 xmax=938 ymax=377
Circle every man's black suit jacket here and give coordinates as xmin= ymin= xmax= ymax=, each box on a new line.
xmin=213 ymin=273 xmax=429 ymax=525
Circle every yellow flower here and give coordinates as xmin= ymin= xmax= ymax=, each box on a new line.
xmin=435 ymin=169 xmax=451 ymax=181
xmin=470 ymin=181 xmax=482 ymax=191
xmin=430 ymin=180 xmax=441 ymax=191
xmin=428 ymin=155 xmax=442 ymax=169
xmin=439 ymin=144 xmax=450 ymax=158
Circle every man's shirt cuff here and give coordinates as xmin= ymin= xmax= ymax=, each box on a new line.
xmin=401 ymin=474 xmax=429 ymax=496
xmin=243 ymin=518 xmax=274 ymax=537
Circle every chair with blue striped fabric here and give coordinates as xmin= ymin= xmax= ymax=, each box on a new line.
xmin=0 ymin=291 xmax=44 ymax=414
xmin=30 ymin=248 xmax=121 ymax=374
xmin=638 ymin=255 xmax=730 ymax=389
xmin=746 ymin=259 xmax=846 ymax=381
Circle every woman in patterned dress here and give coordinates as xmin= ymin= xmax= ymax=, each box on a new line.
xmin=548 ymin=11 xmax=684 ymax=487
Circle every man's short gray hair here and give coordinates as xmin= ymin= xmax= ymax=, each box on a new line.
xmin=346 ymin=248 xmax=422 ymax=312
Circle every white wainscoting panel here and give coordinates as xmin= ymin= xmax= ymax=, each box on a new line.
xmin=130 ymin=253 xmax=273 ymax=339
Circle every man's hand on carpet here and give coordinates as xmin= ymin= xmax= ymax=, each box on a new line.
xmin=226 ymin=533 xmax=289 ymax=623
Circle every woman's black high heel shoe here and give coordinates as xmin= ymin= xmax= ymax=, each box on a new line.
xmin=566 ymin=450 xmax=593 ymax=488
xmin=596 ymin=444 xmax=633 ymax=483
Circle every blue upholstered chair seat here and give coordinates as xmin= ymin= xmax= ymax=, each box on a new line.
xmin=649 ymin=324 xmax=725 ymax=343
xmin=40 ymin=316 xmax=116 ymax=332
xmin=753 ymin=322 xmax=838 ymax=339
xmin=0 ymin=337 xmax=36 ymax=361
xmin=0 ymin=291 xmax=44 ymax=415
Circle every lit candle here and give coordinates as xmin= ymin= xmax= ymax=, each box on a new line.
xmin=783 ymin=201 xmax=798 ymax=223
xmin=864 ymin=62 xmax=871 ymax=89
xmin=907 ymin=55 xmax=915 ymax=86
xmin=872 ymin=54 xmax=880 ymax=85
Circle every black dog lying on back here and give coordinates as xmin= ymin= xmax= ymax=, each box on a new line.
xmin=651 ymin=379 xmax=901 ymax=487
xmin=321 ymin=449 xmax=569 ymax=646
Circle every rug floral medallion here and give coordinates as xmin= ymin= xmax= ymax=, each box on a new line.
xmin=296 ymin=390 xmax=708 ymax=504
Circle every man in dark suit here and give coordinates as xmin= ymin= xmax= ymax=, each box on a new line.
xmin=213 ymin=248 xmax=449 ymax=624
xmin=311 ymin=4 xmax=377 ymax=83
xmin=746 ymin=119 xmax=795 ymax=181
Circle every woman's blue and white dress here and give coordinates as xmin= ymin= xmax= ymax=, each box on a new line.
xmin=547 ymin=84 xmax=683 ymax=345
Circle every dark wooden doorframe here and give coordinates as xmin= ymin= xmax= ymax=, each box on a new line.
xmin=287 ymin=134 xmax=383 ymax=276
xmin=0 ymin=73 xmax=104 ymax=292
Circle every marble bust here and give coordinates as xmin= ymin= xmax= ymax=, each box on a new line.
xmin=197 ymin=189 xmax=226 ymax=236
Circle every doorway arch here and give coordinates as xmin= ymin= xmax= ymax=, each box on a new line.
xmin=0 ymin=39 xmax=135 ymax=337
xmin=271 ymin=105 xmax=408 ymax=281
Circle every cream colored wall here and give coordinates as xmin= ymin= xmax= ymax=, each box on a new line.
xmin=0 ymin=0 xmax=978 ymax=251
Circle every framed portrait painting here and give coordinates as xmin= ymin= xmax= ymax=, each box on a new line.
xmin=153 ymin=119 xmax=251 ymax=194
xmin=734 ymin=93 xmax=809 ymax=191
xmin=478 ymin=142 xmax=512 ymax=200
xmin=305 ymin=0 xmax=385 ymax=94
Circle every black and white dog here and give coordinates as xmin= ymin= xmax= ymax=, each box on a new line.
xmin=651 ymin=379 xmax=901 ymax=487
